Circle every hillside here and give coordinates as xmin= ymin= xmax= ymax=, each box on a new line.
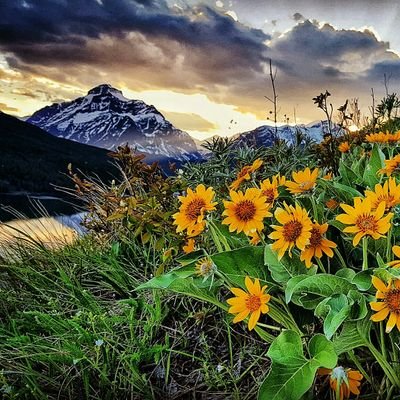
xmin=0 ymin=112 xmax=114 ymax=194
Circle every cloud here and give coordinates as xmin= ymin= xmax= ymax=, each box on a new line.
xmin=1 ymin=1 xmax=400 ymax=122
xmin=366 ymin=60 xmax=400 ymax=82
xmin=292 ymin=13 xmax=305 ymax=22
xmin=161 ymin=111 xmax=218 ymax=132
xmin=0 ymin=103 xmax=19 ymax=113
xmin=271 ymin=21 xmax=396 ymax=76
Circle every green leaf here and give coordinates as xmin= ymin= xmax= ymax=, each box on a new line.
xmin=212 ymin=246 xmax=270 ymax=287
xmin=376 ymin=253 xmax=386 ymax=268
xmin=136 ymin=271 xmax=225 ymax=308
xmin=374 ymin=267 xmax=400 ymax=283
xmin=258 ymin=331 xmax=337 ymax=400
xmin=285 ymin=275 xmax=309 ymax=304
xmin=339 ymin=162 xmax=359 ymax=187
xmin=363 ymin=144 xmax=384 ymax=188
xmin=264 ymin=245 xmax=313 ymax=285
xmin=332 ymin=182 xmax=363 ymax=201
xmin=285 ymin=274 xmax=356 ymax=309
xmin=315 ymin=294 xmax=351 ymax=340
xmin=347 ymin=290 xmax=368 ymax=321
xmin=333 ymin=320 xmax=370 ymax=355
xmin=352 ymin=270 xmax=373 ymax=291
xmin=176 ymin=250 xmax=204 ymax=266
xmin=335 ymin=268 xmax=356 ymax=281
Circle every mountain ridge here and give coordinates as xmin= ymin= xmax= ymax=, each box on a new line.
xmin=27 ymin=84 xmax=202 ymax=163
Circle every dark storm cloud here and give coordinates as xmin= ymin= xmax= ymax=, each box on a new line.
xmin=292 ymin=13 xmax=305 ymax=22
xmin=366 ymin=60 xmax=400 ymax=82
xmin=2 ymin=0 xmax=400 ymax=122
xmin=266 ymin=19 xmax=399 ymax=92
xmin=273 ymin=20 xmax=391 ymax=61
xmin=0 ymin=0 xmax=272 ymax=111
xmin=0 ymin=0 xmax=270 ymax=64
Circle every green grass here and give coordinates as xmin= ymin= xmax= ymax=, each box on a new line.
xmin=0 ymin=235 xmax=268 ymax=399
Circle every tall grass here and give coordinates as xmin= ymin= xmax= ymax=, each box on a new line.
xmin=0 ymin=231 xmax=269 ymax=399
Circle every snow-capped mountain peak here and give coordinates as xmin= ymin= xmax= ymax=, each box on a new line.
xmin=27 ymin=84 xmax=201 ymax=163
xmin=231 ymin=121 xmax=341 ymax=149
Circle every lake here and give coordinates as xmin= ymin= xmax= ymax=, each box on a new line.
xmin=0 ymin=194 xmax=86 ymax=256
xmin=0 ymin=193 xmax=81 ymax=222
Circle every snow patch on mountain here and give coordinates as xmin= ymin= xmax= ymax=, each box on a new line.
xmin=27 ymin=84 xmax=201 ymax=162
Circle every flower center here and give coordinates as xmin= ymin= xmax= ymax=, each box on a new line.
xmin=262 ymin=189 xmax=276 ymax=203
xmin=246 ymin=294 xmax=261 ymax=312
xmin=235 ymin=200 xmax=257 ymax=221
xmin=196 ymin=258 xmax=214 ymax=276
xmin=185 ymin=198 xmax=206 ymax=221
xmin=355 ymin=215 xmax=378 ymax=232
xmin=385 ymin=288 xmax=400 ymax=313
xmin=308 ymin=227 xmax=322 ymax=248
xmin=330 ymin=366 xmax=347 ymax=381
xmin=283 ymin=220 xmax=303 ymax=242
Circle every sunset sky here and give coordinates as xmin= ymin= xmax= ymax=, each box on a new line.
xmin=1 ymin=0 xmax=400 ymax=139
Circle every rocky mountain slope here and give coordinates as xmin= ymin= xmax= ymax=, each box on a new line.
xmin=28 ymin=84 xmax=201 ymax=163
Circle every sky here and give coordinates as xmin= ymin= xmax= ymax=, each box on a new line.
xmin=0 ymin=0 xmax=400 ymax=139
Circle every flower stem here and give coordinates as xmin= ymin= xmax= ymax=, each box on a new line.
xmin=347 ymin=350 xmax=372 ymax=384
xmin=310 ymin=196 xmax=319 ymax=222
xmin=380 ymin=322 xmax=387 ymax=361
xmin=334 ymin=247 xmax=347 ymax=269
xmin=386 ymin=227 xmax=393 ymax=263
xmin=367 ymin=342 xmax=400 ymax=389
xmin=256 ymin=322 xmax=282 ymax=331
xmin=316 ymin=258 xmax=327 ymax=273
xmin=362 ymin=237 xmax=369 ymax=270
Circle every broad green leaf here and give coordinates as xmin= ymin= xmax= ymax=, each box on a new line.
xmin=258 ymin=331 xmax=337 ymax=400
xmin=333 ymin=320 xmax=370 ymax=355
xmin=136 ymin=272 xmax=225 ymax=308
xmin=339 ymin=162 xmax=359 ymax=187
xmin=285 ymin=275 xmax=309 ymax=304
xmin=315 ymin=294 xmax=351 ymax=340
xmin=264 ymin=245 xmax=313 ymax=285
xmin=332 ymin=182 xmax=363 ymax=201
xmin=285 ymin=274 xmax=356 ymax=309
xmin=351 ymin=155 xmax=366 ymax=178
xmin=347 ymin=290 xmax=368 ymax=321
xmin=363 ymin=144 xmax=384 ymax=188
xmin=352 ymin=270 xmax=373 ymax=291
xmin=212 ymin=246 xmax=270 ymax=287
xmin=136 ymin=270 xmax=194 ymax=290
xmin=335 ymin=268 xmax=356 ymax=281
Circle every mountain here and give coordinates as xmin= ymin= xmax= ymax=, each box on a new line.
xmin=0 ymin=112 xmax=113 ymax=194
xmin=232 ymin=121 xmax=332 ymax=148
xmin=27 ymin=84 xmax=201 ymax=163
xmin=193 ymin=121 xmax=333 ymax=154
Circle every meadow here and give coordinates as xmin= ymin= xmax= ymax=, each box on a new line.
xmin=2 ymin=95 xmax=400 ymax=399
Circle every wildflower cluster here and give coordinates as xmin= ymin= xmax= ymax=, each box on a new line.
xmin=141 ymin=136 xmax=400 ymax=400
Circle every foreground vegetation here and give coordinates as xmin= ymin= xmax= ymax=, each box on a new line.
xmin=2 ymin=93 xmax=400 ymax=399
